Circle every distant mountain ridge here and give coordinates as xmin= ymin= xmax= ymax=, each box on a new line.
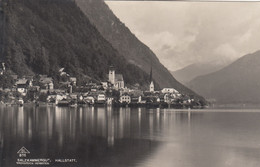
xmin=188 ymin=50 xmax=260 ymax=104
xmin=172 ymin=62 xmax=228 ymax=84
xmin=74 ymin=0 xmax=204 ymax=100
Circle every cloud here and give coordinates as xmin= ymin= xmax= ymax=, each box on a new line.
xmin=106 ymin=1 xmax=260 ymax=71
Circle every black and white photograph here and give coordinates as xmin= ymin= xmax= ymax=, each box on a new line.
xmin=1 ymin=0 xmax=260 ymax=166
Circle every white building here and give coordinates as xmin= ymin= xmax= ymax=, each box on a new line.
xmin=161 ymin=88 xmax=179 ymax=94
xmin=16 ymin=79 xmax=29 ymax=96
xmin=107 ymin=97 xmax=114 ymax=105
xmin=69 ymin=77 xmax=77 ymax=86
xmin=97 ymin=94 xmax=106 ymax=102
xmin=150 ymin=81 xmax=154 ymax=92
xmin=120 ymin=94 xmax=131 ymax=104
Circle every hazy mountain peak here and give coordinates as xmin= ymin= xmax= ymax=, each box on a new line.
xmin=188 ymin=50 xmax=260 ymax=104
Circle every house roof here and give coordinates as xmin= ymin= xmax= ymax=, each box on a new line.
xmin=121 ymin=93 xmax=130 ymax=96
xmin=40 ymin=77 xmax=53 ymax=84
xmin=70 ymin=77 xmax=77 ymax=82
xmin=16 ymin=79 xmax=28 ymax=85
xmin=115 ymin=74 xmax=123 ymax=81
xmin=23 ymin=75 xmax=34 ymax=80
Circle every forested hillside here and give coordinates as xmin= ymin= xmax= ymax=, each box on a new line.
xmin=75 ymin=0 xmax=204 ymax=99
xmin=0 ymin=0 xmax=151 ymax=87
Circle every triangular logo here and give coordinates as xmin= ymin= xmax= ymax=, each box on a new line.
xmin=17 ymin=147 xmax=30 ymax=154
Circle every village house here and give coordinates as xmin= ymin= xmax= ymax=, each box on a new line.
xmin=85 ymin=81 xmax=99 ymax=91
xmin=182 ymin=96 xmax=192 ymax=104
xmin=145 ymin=96 xmax=158 ymax=103
xmin=39 ymin=76 xmax=54 ymax=90
xmin=69 ymin=93 xmax=78 ymax=100
xmin=49 ymin=89 xmax=66 ymax=94
xmin=107 ymin=96 xmax=114 ymax=105
xmin=157 ymin=94 xmax=165 ymax=103
xmin=101 ymin=82 xmax=108 ymax=90
xmin=164 ymin=94 xmax=170 ymax=103
xmin=138 ymin=96 xmax=146 ymax=104
xmin=84 ymin=91 xmax=99 ymax=104
xmin=28 ymin=86 xmax=40 ymax=93
xmin=69 ymin=77 xmax=77 ymax=86
xmin=47 ymin=94 xmax=66 ymax=104
xmin=59 ymin=81 xmax=71 ymax=87
xmin=15 ymin=79 xmax=30 ymax=96
xmin=78 ymin=94 xmax=84 ymax=101
xmin=97 ymin=94 xmax=106 ymax=103
xmin=120 ymin=93 xmax=131 ymax=104
xmin=130 ymin=96 xmax=140 ymax=104
xmin=161 ymin=88 xmax=179 ymax=94
xmin=85 ymin=95 xmax=95 ymax=104
xmin=59 ymin=68 xmax=67 ymax=76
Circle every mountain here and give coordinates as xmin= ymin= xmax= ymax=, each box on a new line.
xmin=172 ymin=62 xmax=227 ymax=84
xmin=188 ymin=50 xmax=260 ymax=104
xmin=74 ymin=0 xmax=203 ymax=98
xmin=0 ymin=0 xmax=205 ymax=101
xmin=0 ymin=0 xmax=151 ymax=87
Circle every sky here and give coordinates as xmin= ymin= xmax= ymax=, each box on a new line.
xmin=105 ymin=1 xmax=260 ymax=71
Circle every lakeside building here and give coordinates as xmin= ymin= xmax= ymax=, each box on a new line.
xmin=69 ymin=77 xmax=77 ymax=86
xmin=107 ymin=97 xmax=114 ymax=105
xmin=39 ymin=76 xmax=54 ymax=90
xmin=0 ymin=63 xmax=202 ymax=108
xmin=16 ymin=79 xmax=29 ymax=96
xmin=161 ymin=88 xmax=179 ymax=94
xmin=120 ymin=93 xmax=131 ymax=104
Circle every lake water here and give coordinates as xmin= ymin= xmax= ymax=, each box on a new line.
xmin=1 ymin=106 xmax=260 ymax=167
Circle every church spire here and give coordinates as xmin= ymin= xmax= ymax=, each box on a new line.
xmin=149 ymin=65 xmax=153 ymax=83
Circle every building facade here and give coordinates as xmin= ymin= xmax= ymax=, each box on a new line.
xmin=150 ymin=81 xmax=154 ymax=92
xmin=108 ymin=66 xmax=124 ymax=90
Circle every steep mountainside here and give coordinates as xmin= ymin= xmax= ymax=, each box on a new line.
xmin=75 ymin=0 xmax=202 ymax=97
xmin=188 ymin=50 xmax=260 ymax=104
xmin=0 ymin=0 xmax=151 ymax=87
xmin=172 ymin=62 xmax=227 ymax=84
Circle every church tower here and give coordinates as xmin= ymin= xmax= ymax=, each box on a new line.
xmin=109 ymin=66 xmax=115 ymax=84
xmin=150 ymin=81 xmax=154 ymax=92
xmin=149 ymin=66 xmax=154 ymax=92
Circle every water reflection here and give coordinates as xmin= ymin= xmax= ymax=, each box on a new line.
xmin=1 ymin=107 xmax=260 ymax=167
